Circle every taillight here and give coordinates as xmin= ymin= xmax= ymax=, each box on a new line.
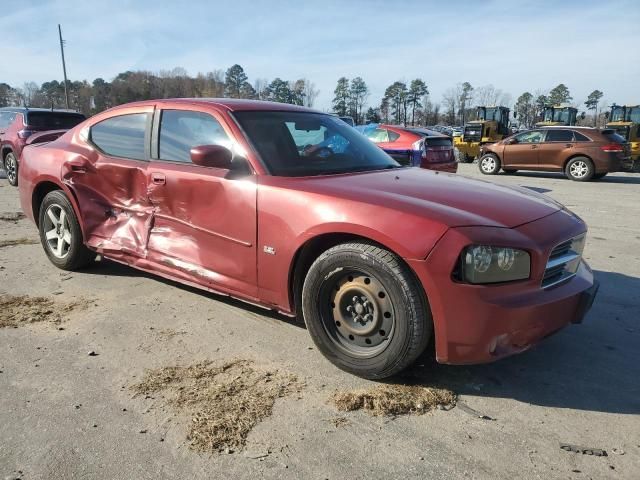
xmin=17 ymin=129 xmax=35 ymax=139
xmin=600 ymin=143 xmax=624 ymax=152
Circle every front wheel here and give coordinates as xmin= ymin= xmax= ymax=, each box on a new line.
xmin=38 ymin=190 xmax=95 ymax=270
xmin=565 ymin=157 xmax=594 ymax=181
xmin=4 ymin=152 xmax=18 ymax=186
xmin=478 ymin=154 xmax=501 ymax=175
xmin=302 ymin=242 xmax=432 ymax=379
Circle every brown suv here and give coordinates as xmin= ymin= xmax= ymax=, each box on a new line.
xmin=478 ymin=127 xmax=633 ymax=181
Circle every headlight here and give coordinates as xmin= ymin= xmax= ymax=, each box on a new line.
xmin=459 ymin=245 xmax=530 ymax=284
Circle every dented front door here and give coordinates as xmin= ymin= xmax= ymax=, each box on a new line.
xmin=145 ymin=107 xmax=258 ymax=298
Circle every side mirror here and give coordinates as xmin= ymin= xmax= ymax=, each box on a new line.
xmin=190 ymin=145 xmax=232 ymax=169
xmin=506 ymin=137 xmax=518 ymax=145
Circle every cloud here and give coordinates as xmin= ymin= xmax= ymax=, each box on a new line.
xmin=2 ymin=0 xmax=639 ymax=109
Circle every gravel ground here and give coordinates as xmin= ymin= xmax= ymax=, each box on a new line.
xmin=1 ymin=163 xmax=639 ymax=480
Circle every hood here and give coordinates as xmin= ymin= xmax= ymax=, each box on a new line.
xmin=287 ymin=168 xmax=563 ymax=229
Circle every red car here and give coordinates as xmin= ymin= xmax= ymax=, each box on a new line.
xmin=0 ymin=107 xmax=86 ymax=186
xmin=17 ymin=99 xmax=597 ymax=379
xmin=357 ymin=123 xmax=458 ymax=173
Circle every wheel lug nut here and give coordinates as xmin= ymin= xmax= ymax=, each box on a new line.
xmin=352 ymin=296 xmax=359 ymax=304
xmin=346 ymin=305 xmax=353 ymax=312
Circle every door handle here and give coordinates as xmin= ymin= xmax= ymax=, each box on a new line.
xmin=531 ymin=145 xmax=538 ymax=149
xmin=565 ymin=144 xmax=574 ymax=148
xmin=151 ymin=172 xmax=166 ymax=185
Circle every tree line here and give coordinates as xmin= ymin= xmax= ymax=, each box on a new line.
xmin=0 ymin=64 xmax=608 ymax=127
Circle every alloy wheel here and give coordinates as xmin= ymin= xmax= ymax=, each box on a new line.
xmin=481 ymin=156 xmax=496 ymax=173
xmin=5 ymin=155 xmax=17 ymax=184
xmin=320 ymin=270 xmax=395 ymax=358
xmin=570 ymin=160 xmax=589 ymax=179
xmin=43 ymin=204 xmax=72 ymax=258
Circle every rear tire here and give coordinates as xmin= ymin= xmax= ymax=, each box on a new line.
xmin=565 ymin=156 xmax=594 ymax=181
xmin=38 ymin=190 xmax=95 ymax=270
xmin=301 ymin=242 xmax=432 ymax=379
xmin=478 ymin=153 xmax=501 ymax=175
xmin=4 ymin=152 xmax=18 ymax=186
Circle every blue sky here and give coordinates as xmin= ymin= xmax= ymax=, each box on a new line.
xmin=2 ymin=0 xmax=639 ymax=111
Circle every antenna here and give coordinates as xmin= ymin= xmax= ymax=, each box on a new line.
xmin=58 ymin=24 xmax=70 ymax=109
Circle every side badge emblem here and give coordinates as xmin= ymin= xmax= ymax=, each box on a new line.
xmin=263 ymin=246 xmax=276 ymax=255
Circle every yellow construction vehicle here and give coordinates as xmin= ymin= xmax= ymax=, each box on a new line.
xmin=455 ymin=106 xmax=510 ymax=162
xmin=606 ymin=104 xmax=640 ymax=164
xmin=535 ymin=104 xmax=578 ymax=126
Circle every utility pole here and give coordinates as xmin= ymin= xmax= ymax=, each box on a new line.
xmin=58 ymin=24 xmax=70 ymax=109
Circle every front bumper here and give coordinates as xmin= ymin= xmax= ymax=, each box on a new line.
xmin=408 ymin=210 xmax=596 ymax=364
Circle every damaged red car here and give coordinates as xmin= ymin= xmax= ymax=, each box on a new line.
xmin=18 ymin=99 xmax=598 ymax=379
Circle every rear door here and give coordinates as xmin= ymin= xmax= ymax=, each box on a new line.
xmin=537 ymin=129 xmax=574 ymax=170
xmin=502 ymin=130 xmax=545 ymax=167
xmin=69 ymin=106 xmax=154 ymax=257
xmin=145 ymin=106 xmax=258 ymax=297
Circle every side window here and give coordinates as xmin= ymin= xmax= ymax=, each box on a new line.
xmin=90 ymin=113 xmax=148 ymax=160
xmin=388 ymin=130 xmax=401 ymax=142
xmin=159 ymin=110 xmax=231 ymax=163
xmin=0 ymin=112 xmax=16 ymax=129
xmin=366 ymin=128 xmax=390 ymax=143
xmin=545 ymin=129 xmax=574 ymax=142
xmin=573 ymin=131 xmax=591 ymax=142
xmin=514 ymin=130 xmax=545 ymax=144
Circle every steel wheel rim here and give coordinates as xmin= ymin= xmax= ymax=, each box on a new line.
xmin=319 ymin=269 xmax=395 ymax=358
xmin=43 ymin=204 xmax=72 ymax=259
xmin=5 ymin=155 xmax=16 ymax=183
xmin=481 ymin=157 xmax=495 ymax=172
xmin=570 ymin=161 xmax=588 ymax=178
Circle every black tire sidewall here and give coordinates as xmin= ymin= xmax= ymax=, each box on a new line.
xmin=302 ymin=244 xmax=430 ymax=379
xmin=38 ymin=190 xmax=91 ymax=270
xmin=565 ymin=157 xmax=594 ymax=181
xmin=478 ymin=154 xmax=500 ymax=175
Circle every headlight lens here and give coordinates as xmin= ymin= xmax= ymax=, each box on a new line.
xmin=460 ymin=245 xmax=530 ymax=284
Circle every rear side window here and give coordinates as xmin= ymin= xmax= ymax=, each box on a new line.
xmin=26 ymin=112 xmax=85 ymax=129
xmin=159 ymin=110 xmax=231 ymax=163
xmin=545 ymin=129 xmax=574 ymax=142
xmin=573 ymin=131 xmax=590 ymax=141
xmin=601 ymin=129 xmax=627 ymax=144
xmin=365 ymin=128 xmax=390 ymax=143
xmin=425 ymin=137 xmax=452 ymax=147
xmin=90 ymin=113 xmax=149 ymax=160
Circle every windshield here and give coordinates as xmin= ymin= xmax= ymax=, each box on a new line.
xmin=234 ymin=111 xmax=400 ymax=176
xmin=610 ymin=107 xmax=626 ymax=122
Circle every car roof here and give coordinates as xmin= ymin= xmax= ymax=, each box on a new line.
xmin=538 ymin=126 xmax=596 ymax=130
xmin=406 ymin=127 xmax=448 ymax=137
xmin=117 ymin=98 xmax=321 ymax=114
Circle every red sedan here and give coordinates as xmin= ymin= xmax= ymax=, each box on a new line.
xmin=17 ymin=99 xmax=597 ymax=379
xmin=357 ymin=123 xmax=458 ymax=173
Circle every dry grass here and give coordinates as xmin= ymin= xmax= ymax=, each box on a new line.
xmin=0 ymin=294 xmax=89 ymax=328
xmin=332 ymin=384 xmax=456 ymax=416
xmin=132 ymin=359 xmax=301 ymax=453
xmin=0 ymin=237 xmax=38 ymax=248
xmin=0 ymin=212 xmax=26 ymax=222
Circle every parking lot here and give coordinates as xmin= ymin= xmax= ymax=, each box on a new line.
xmin=1 ymin=163 xmax=639 ymax=479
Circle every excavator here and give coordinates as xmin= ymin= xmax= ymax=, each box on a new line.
xmin=535 ymin=104 xmax=578 ymax=126
xmin=455 ymin=106 xmax=511 ymax=162
xmin=606 ymin=104 xmax=640 ymax=164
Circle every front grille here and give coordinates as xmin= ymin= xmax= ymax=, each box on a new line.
xmin=541 ymin=234 xmax=586 ymax=289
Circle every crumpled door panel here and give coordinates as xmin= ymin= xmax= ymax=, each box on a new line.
xmin=62 ymin=151 xmax=152 ymax=258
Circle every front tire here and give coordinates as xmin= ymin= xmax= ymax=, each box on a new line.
xmin=38 ymin=190 xmax=95 ymax=270
xmin=302 ymin=242 xmax=432 ymax=379
xmin=478 ymin=153 xmax=501 ymax=175
xmin=4 ymin=152 xmax=18 ymax=186
xmin=565 ymin=157 xmax=594 ymax=181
